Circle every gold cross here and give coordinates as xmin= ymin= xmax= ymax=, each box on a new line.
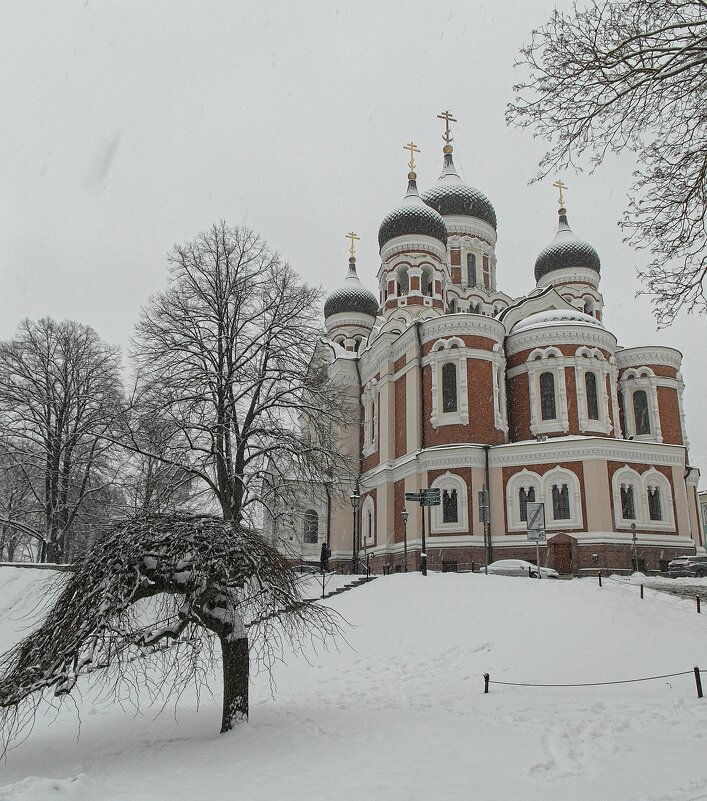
xmin=346 ymin=231 xmax=360 ymax=258
xmin=553 ymin=179 xmax=568 ymax=206
xmin=437 ymin=110 xmax=457 ymax=144
xmin=404 ymin=141 xmax=420 ymax=172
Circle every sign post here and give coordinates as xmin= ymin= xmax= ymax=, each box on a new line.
xmin=403 ymin=488 xmax=441 ymax=576
xmin=526 ymin=502 xmax=546 ymax=578
xmin=478 ymin=489 xmax=490 ymax=574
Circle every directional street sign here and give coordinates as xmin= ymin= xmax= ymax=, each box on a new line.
xmin=526 ymin=502 xmax=545 ymax=532
xmin=421 ymin=488 xmax=441 ymax=506
xmin=527 ymin=529 xmax=546 ymax=542
xmin=404 ymin=492 xmax=422 ymax=502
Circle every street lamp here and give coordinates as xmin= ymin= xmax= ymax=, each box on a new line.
xmin=631 ymin=522 xmax=639 ymax=573
xmin=350 ymin=491 xmax=360 ymax=575
xmin=401 ymin=509 xmax=409 ymax=572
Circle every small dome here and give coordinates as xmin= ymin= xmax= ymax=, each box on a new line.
xmin=535 ymin=209 xmax=600 ymax=282
xmin=511 ymin=308 xmax=605 ymax=334
xmin=378 ymin=174 xmax=447 ymax=250
xmin=324 ymin=258 xmax=379 ymax=319
xmin=421 ymin=152 xmax=497 ymax=230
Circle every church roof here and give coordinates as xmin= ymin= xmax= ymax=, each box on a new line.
xmin=421 ymin=151 xmax=497 ymax=230
xmin=534 ymin=208 xmax=600 ymax=282
xmin=324 ymin=257 xmax=379 ymax=319
xmin=511 ymin=308 xmax=605 ymax=334
xmin=378 ymin=174 xmax=448 ymax=250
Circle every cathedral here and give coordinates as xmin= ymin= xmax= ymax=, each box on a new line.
xmin=272 ymin=113 xmax=703 ymax=575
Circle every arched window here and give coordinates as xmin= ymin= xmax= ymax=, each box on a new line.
xmin=540 ymin=372 xmax=556 ymax=420
xmin=424 ymin=277 xmax=434 ymax=296
xmin=467 ymin=253 xmax=476 ymax=287
xmin=620 ymin=484 xmax=636 ymax=519
xmin=585 ymin=372 xmax=599 ymax=420
xmin=367 ymin=398 xmax=377 ymax=446
xmin=303 ymin=509 xmax=319 ymax=544
xmin=648 ymin=486 xmax=663 ymax=521
xmin=552 ymin=484 xmax=570 ymax=520
xmin=448 ymin=298 xmax=457 ymax=314
xmin=519 ymin=487 xmax=536 ymax=522
xmin=442 ymin=489 xmax=458 ymax=523
xmin=442 ymin=362 xmax=458 ymax=413
xmin=398 ymin=270 xmax=409 ymax=296
xmin=633 ymin=390 xmax=651 ymax=434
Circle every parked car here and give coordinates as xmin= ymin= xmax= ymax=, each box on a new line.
xmin=482 ymin=559 xmax=560 ymax=579
xmin=668 ymin=555 xmax=707 ymax=578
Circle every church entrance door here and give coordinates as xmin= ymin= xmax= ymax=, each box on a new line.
xmin=552 ymin=543 xmax=572 ymax=574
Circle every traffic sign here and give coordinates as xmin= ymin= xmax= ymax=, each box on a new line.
xmin=421 ymin=498 xmax=441 ymax=507
xmin=527 ymin=529 xmax=546 ymax=542
xmin=526 ymin=502 xmax=545 ymax=532
xmin=478 ymin=489 xmax=489 ymax=523
xmin=422 ymin=488 xmax=441 ymax=499
xmin=404 ymin=492 xmax=422 ymax=502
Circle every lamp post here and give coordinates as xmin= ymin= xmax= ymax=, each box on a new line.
xmin=401 ymin=509 xmax=409 ymax=572
xmin=350 ymin=491 xmax=360 ymax=575
xmin=631 ymin=522 xmax=639 ymax=572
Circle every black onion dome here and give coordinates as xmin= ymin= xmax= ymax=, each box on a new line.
xmin=324 ymin=258 xmax=379 ymax=318
xmin=378 ymin=175 xmax=448 ymax=250
xmin=534 ymin=209 xmax=601 ymax=282
xmin=421 ymin=152 xmax=497 ymax=230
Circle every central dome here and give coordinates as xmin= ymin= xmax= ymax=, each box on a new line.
xmin=421 ymin=152 xmax=497 ymax=230
xmin=378 ymin=174 xmax=447 ymax=250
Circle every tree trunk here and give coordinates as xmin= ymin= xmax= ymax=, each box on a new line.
xmin=220 ymin=635 xmax=249 ymax=733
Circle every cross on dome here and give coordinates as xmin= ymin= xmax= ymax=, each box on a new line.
xmin=346 ymin=231 xmax=360 ymax=258
xmin=553 ymin=179 xmax=568 ymax=207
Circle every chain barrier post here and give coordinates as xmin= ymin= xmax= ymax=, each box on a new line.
xmin=697 ymin=596 xmax=701 ymax=614
xmin=484 ymin=673 xmax=490 ymax=694
xmin=598 ymin=573 xmax=602 ymax=587
xmin=694 ymin=666 xmax=703 ymax=699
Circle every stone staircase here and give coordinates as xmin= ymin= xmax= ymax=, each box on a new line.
xmin=306 ymin=575 xmax=376 ymax=602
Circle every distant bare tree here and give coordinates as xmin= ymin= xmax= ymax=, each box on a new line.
xmin=0 ymin=514 xmax=339 ymax=749
xmin=0 ymin=455 xmax=35 ymax=561
xmin=129 ymin=222 xmax=352 ymax=527
xmin=0 ymin=319 xmax=123 ymax=562
xmin=508 ymin=0 xmax=707 ymax=325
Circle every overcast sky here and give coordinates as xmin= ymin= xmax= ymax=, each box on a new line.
xmin=1 ymin=0 xmax=705 ymax=486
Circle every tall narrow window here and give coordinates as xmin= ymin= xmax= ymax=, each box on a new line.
xmin=648 ymin=487 xmax=662 ymax=521
xmin=442 ymin=489 xmax=458 ymax=523
xmin=466 ymin=253 xmax=476 ymax=287
xmin=303 ymin=509 xmax=319 ymax=544
xmin=519 ymin=487 xmax=536 ymax=522
xmin=552 ymin=484 xmax=570 ymax=519
xmin=448 ymin=299 xmax=457 ymax=314
xmin=539 ymin=372 xmax=556 ymax=420
xmin=368 ymin=398 xmax=376 ymax=446
xmin=482 ymin=255 xmax=490 ymax=288
xmin=366 ymin=510 xmax=373 ymax=541
xmin=620 ymin=484 xmax=635 ymax=519
xmin=633 ymin=390 xmax=651 ymax=435
xmin=398 ymin=271 xmax=409 ymax=296
xmin=442 ymin=362 xmax=458 ymax=413
xmin=585 ymin=372 xmax=599 ymax=420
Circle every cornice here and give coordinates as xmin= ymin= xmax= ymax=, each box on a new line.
xmin=506 ymin=325 xmax=617 ymax=356
xmin=440 ymin=216 xmax=497 ymax=246
xmin=537 ymin=267 xmax=600 ymax=289
xmin=489 ymin=437 xmax=685 ymax=467
xmin=421 ymin=314 xmax=505 ymax=344
xmin=380 ymin=236 xmax=447 ymax=264
xmin=616 ymin=346 xmax=682 ymax=370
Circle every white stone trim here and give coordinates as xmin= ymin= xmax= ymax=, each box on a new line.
xmin=616 ymin=346 xmax=682 ymax=371
xmin=361 ymin=378 xmax=379 ymax=457
xmin=430 ymin=471 xmax=469 ymax=534
xmin=505 ymin=466 xmax=583 ymax=532
xmin=380 ymin=235 xmax=448 ymax=264
xmin=611 ymin=465 xmax=675 ymax=532
xmin=426 ymin=338 xmax=469 ymax=428
xmin=619 ymin=368 xmax=662 ymax=443
xmin=361 ymin=494 xmax=376 ymax=546
xmin=507 ymin=325 xmax=617 ymax=357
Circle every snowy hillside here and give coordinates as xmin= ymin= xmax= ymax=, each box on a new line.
xmin=1 ymin=567 xmax=706 ymax=801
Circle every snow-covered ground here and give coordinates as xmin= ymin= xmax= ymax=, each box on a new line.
xmin=1 ymin=566 xmax=706 ymax=801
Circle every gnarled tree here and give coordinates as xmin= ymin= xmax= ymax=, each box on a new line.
xmin=507 ymin=0 xmax=707 ymax=325
xmin=0 ymin=514 xmax=338 ymax=750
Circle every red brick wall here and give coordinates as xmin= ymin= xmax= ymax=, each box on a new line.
xmin=508 ymin=373 xmax=531 ymax=441
xmin=656 ymin=386 xmax=683 ymax=445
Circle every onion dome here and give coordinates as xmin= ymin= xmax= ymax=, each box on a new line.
xmin=534 ymin=207 xmax=601 ymax=282
xmin=378 ymin=171 xmax=447 ymax=250
xmin=324 ymin=256 xmax=379 ymax=318
xmin=421 ymin=149 xmax=497 ymax=230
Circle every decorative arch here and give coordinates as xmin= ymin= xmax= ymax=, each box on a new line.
xmin=542 ymin=467 xmax=583 ymax=528
xmin=505 ymin=469 xmax=542 ymax=531
xmin=612 ymin=466 xmax=675 ymax=531
xmin=430 ymin=472 xmax=469 ymax=534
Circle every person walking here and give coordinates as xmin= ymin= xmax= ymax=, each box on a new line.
xmin=320 ymin=541 xmax=331 ymax=573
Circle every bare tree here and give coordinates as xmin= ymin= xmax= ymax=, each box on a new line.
xmin=129 ymin=222 xmax=352 ymax=527
xmin=507 ymin=0 xmax=707 ymax=325
xmin=0 ymin=514 xmax=339 ymax=749
xmin=0 ymin=319 xmax=123 ymax=562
